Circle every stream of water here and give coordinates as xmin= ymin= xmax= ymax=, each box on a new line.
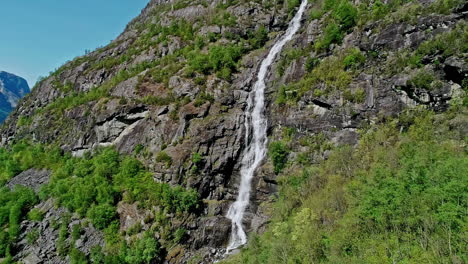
xmin=226 ymin=0 xmax=308 ymax=252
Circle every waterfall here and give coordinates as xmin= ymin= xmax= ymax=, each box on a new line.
xmin=226 ymin=0 xmax=308 ymax=252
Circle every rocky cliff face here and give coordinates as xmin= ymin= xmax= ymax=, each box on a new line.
xmin=1 ymin=0 xmax=466 ymax=263
xmin=0 ymin=71 xmax=30 ymax=122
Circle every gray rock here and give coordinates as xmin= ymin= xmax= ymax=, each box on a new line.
xmin=7 ymin=169 xmax=51 ymax=192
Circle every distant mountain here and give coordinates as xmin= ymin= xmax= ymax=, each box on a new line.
xmin=0 ymin=71 xmax=30 ymax=122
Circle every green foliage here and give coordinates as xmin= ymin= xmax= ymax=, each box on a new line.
xmin=275 ymin=47 xmax=366 ymax=104
xmin=287 ymin=0 xmax=301 ymax=15
xmin=57 ymin=214 xmax=70 ymax=256
xmin=173 ymin=228 xmax=187 ymax=244
xmin=124 ymin=232 xmax=161 ymax=264
xmin=216 ymin=0 xmax=239 ymax=9
xmin=87 ymin=203 xmax=117 ymax=230
xmin=134 ymin=144 xmax=144 ymax=155
xmin=407 ymin=70 xmax=435 ymax=90
xmin=71 ymin=224 xmax=82 ymax=241
xmin=343 ymin=87 xmax=366 ymax=103
xmin=90 ymin=246 xmax=106 ymax=264
xmin=0 ymin=142 xmax=200 ymax=260
xmin=223 ymin=108 xmax=468 ymax=264
xmin=0 ymin=142 xmax=63 ymax=183
xmin=310 ymin=8 xmax=325 ymax=20
xmin=387 ymin=21 xmax=467 ymax=75
xmin=211 ymin=11 xmax=237 ymax=27
xmin=194 ymin=92 xmax=215 ymax=107
xmin=27 ymin=208 xmax=44 ymax=222
xmin=315 ymin=0 xmax=358 ymax=51
xmin=333 ymin=0 xmax=358 ymax=30
xmin=191 ymin=152 xmax=204 ymax=174
xmin=269 ymin=141 xmax=289 ymax=174
xmin=305 ymin=57 xmax=320 ymax=72
xmin=26 ymin=228 xmax=40 ymax=244
xmin=16 ymin=116 xmax=32 ymax=127
xmin=0 ymin=186 xmax=39 ymax=256
xmin=155 ymin=151 xmax=173 ymax=166
xmin=343 ymin=48 xmax=365 ymax=69
xmin=188 ymin=44 xmax=243 ymax=80
xmin=315 ymin=22 xmax=343 ymax=51
xmin=70 ymin=247 xmax=88 ymax=264
xmin=249 ymin=26 xmax=269 ymax=49
xmin=141 ymin=95 xmax=175 ymax=106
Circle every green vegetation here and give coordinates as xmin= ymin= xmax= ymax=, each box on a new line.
xmin=124 ymin=232 xmax=161 ymax=264
xmin=188 ymin=44 xmax=243 ymax=80
xmin=407 ymin=69 xmax=435 ymax=90
xmin=155 ymin=151 xmax=173 ymax=167
xmin=343 ymin=48 xmax=365 ymax=69
xmin=16 ymin=116 xmax=32 ymax=127
xmin=0 ymin=186 xmax=38 ymax=258
xmin=276 ymin=48 xmax=363 ymax=104
xmin=388 ymin=21 xmax=468 ymax=75
xmin=27 ymin=208 xmax=44 ymax=221
xmin=0 ymin=142 xmax=63 ymax=185
xmin=223 ymin=107 xmax=468 ymax=263
xmin=191 ymin=153 xmax=204 ymax=174
xmin=269 ymin=141 xmax=290 ymax=174
xmin=26 ymin=228 xmax=40 ymax=244
xmin=0 ymin=142 xmax=201 ymax=262
xmin=315 ymin=0 xmax=358 ymax=51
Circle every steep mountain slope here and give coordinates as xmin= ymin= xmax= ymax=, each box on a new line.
xmin=0 ymin=0 xmax=466 ymax=263
xmin=0 ymin=72 xmax=30 ymax=122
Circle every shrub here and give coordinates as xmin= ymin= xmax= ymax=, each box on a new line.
xmin=134 ymin=144 xmax=144 ymax=155
xmin=70 ymin=247 xmax=88 ymax=264
xmin=188 ymin=44 xmax=243 ymax=80
xmin=249 ymin=26 xmax=269 ymax=49
xmin=191 ymin=153 xmax=204 ymax=173
xmin=57 ymin=215 xmax=70 ymax=256
xmin=155 ymin=151 xmax=173 ymax=166
xmin=305 ymin=57 xmax=320 ymax=72
xmin=315 ymin=22 xmax=343 ymax=51
xmin=124 ymin=232 xmax=161 ymax=264
xmin=269 ymin=141 xmax=289 ymax=174
xmin=27 ymin=208 xmax=44 ymax=222
xmin=343 ymin=87 xmax=366 ymax=103
xmin=343 ymin=48 xmax=365 ymax=69
xmin=17 ymin=116 xmax=32 ymax=127
xmin=173 ymin=228 xmax=187 ymax=244
xmin=407 ymin=70 xmax=435 ymax=90
xmin=287 ymin=0 xmax=301 ymax=14
xmin=333 ymin=0 xmax=358 ymax=31
xmin=26 ymin=228 xmax=40 ymax=244
xmin=0 ymin=230 xmax=8 ymax=257
xmin=87 ymin=203 xmax=117 ymax=230
xmin=71 ymin=224 xmax=82 ymax=241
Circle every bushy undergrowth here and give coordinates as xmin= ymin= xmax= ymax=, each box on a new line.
xmin=223 ymin=107 xmax=468 ymax=263
xmin=0 ymin=186 xmax=38 ymax=259
xmin=276 ymin=48 xmax=363 ymax=104
xmin=0 ymin=143 xmax=200 ymax=262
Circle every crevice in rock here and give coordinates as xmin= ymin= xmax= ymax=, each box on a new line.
xmin=311 ymin=99 xmax=333 ymax=109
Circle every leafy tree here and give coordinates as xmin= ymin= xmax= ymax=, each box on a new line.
xmin=269 ymin=141 xmax=289 ymax=174
xmin=124 ymin=232 xmax=161 ymax=264
xmin=87 ymin=203 xmax=117 ymax=230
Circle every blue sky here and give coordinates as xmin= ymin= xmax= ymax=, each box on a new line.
xmin=0 ymin=0 xmax=149 ymax=87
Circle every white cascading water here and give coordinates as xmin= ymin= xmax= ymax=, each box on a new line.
xmin=226 ymin=0 xmax=308 ymax=252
